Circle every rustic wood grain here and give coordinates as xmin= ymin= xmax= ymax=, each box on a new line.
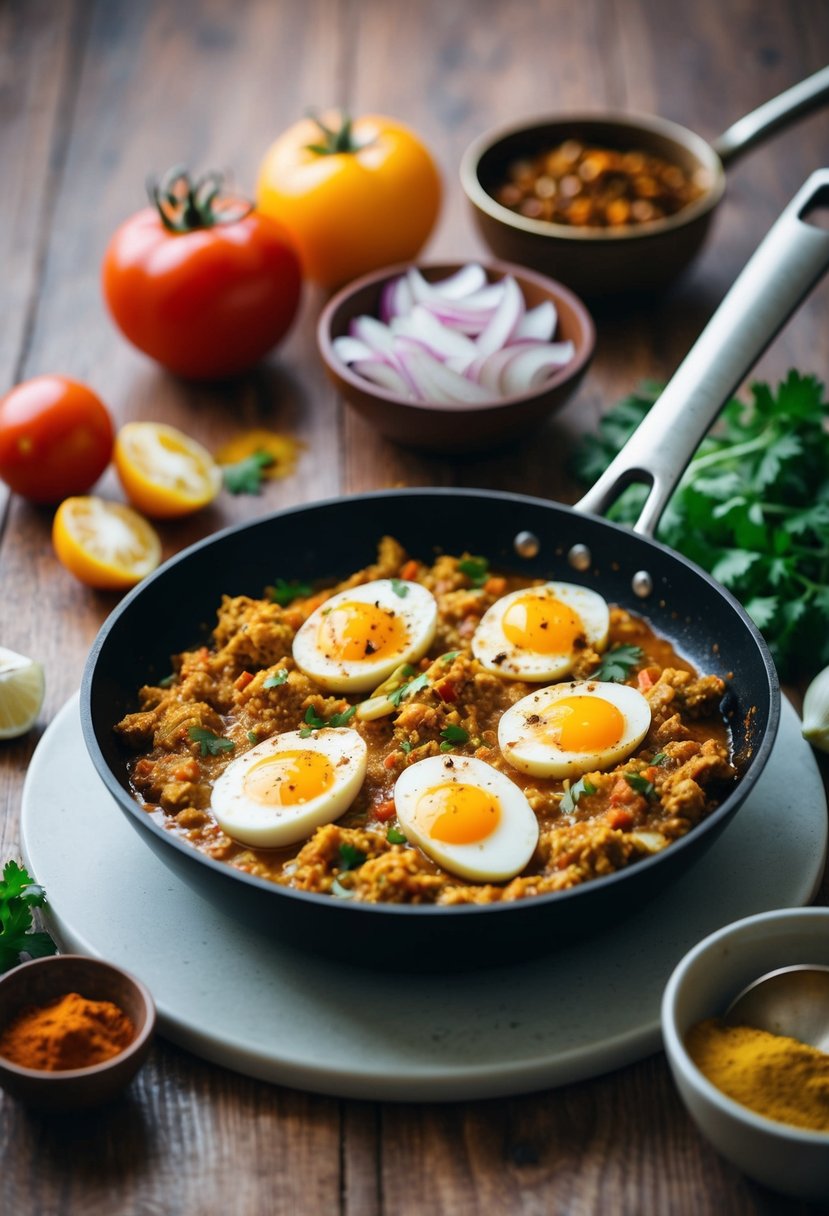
xmin=1 ymin=0 xmax=828 ymax=1213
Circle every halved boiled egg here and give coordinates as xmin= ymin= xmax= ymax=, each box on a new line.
xmin=498 ymin=680 xmax=651 ymax=779
xmin=471 ymin=581 xmax=609 ymax=681
xmin=211 ymin=728 xmax=367 ymax=847
xmin=292 ymin=578 xmax=437 ymax=693
xmin=393 ymin=754 xmax=539 ymax=882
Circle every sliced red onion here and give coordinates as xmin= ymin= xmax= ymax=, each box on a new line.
xmin=350 ymin=314 xmax=396 ymax=356
xmin=474 ymin=275 xmax=525 ymax=358
xmin=405 ymin=264 xmax=488 ymax=307
xmin=396 ymin=348 xmax=493 ymax=404
xmin=350 ymin=359 xmax=412 ymax=397
xmin=500 ymin=342 xmax=577 ymax=395
xmin=512 ymin=301 xmax=557 ymax=343
xmin=467 ymin=343 xmax=540 ymax=392
xmin=333 ymin=335 xmax=375 ymax=364
xmin=390 ymin=306 xmax=478 ymax=363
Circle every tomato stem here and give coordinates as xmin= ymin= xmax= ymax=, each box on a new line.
xmin=304 ymin=110 xmax=374 ymax=156
xmin=147 ymin=167 xmax=253 ymax=233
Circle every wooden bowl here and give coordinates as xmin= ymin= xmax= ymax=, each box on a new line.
xmin=316 ymin=260 xmax=595 ymax=454
xmin=460 ymin=114 xmax=724 ymax=299
xmin=0 ymin=954 xmax=155 ymax=1110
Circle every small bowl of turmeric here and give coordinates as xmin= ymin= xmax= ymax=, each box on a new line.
xmin=662 ymin=907 xmax=829 ymax=1201
xmin=0 ymin=954 xmax=155 ymax=1110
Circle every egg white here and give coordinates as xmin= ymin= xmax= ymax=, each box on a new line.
xmin=471 ymin=581 xmax=610 ymax=682
xmin=393 ymin=754 xmax=539 ymax=882
xmin=211 ymin=728 xmax=367 ymax=848
xmin=498 ymin=680 xmax=652 ymax=779
xmin=292 ymin=578 xmax=437 ymax=693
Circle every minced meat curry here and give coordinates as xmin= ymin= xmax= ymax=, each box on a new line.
xmin=115 ymin=536 xmax=736 ymax=904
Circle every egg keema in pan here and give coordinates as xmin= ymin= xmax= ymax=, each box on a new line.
xmin=472 ymin=581 xmax=609 ymax=682
xmin=393 ymin=754 xmax=539 ymax=882
xmin=211 ymin=727 xmax=367 ymax=847
xmin=292 ymin=578 xmax=437 ymax=693
xmin=498 ymin=680 xmax=652 ymax=779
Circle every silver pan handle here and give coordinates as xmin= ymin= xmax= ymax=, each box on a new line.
xmin=712 ymin=66 xmax=829 ymax=167
xmin=575 ymin=170 xmax=829 ymax=538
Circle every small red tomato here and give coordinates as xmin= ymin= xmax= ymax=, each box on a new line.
xmin=0 ymin=376 xmax=114 ymax=504
xmin=102 ymin=168 xmax=302 ymax=380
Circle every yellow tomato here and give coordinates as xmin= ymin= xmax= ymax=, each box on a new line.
xmin=256 ymin=111 xmax=441 ymax=289
xmin=114 ymin=421 xmax=221 ymax=518
xmin=52 ymin=496 xmax=162 ymax=590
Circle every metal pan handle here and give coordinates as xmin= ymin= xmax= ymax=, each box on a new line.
xmin=712 ymin=66 xmax=829 ymax=167
xmin=575 ymin=170 xmax=829 ymax=538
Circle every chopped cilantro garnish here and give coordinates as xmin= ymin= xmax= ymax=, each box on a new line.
xmin=269 ymin=578 xmax=313 ymax=606
xmin=0 ymin=860 xmax=56 ymax=973
xmin=263 ymin=669 xmax=289 ymax=689
xmin=592 ymin=645 xmax=643 ymax=682
xmin=625 ymin=772 xmax=656 ymax=799
xmin=188 ymin=726 xmax=235 ymax=757
xmin=329 ymin=706 xmax=356 ymax=727
xmin=390 ymin=578 xmax=409 ymax=598
xmin=651 ymin=752 xmax=668 ymax=766
xmin=246 ymin=730 xmax=259 ymax=745
xmin=300 ymin=703 xmax=355 ymax=734
xmin=222 ymin=450 xmax=275 ymax=495
xmin=389 ymin=672 xmax=429 ymax=708
xmin=440 ymin=651 xmax=460 ymax=664
xmin=458 ymin=556 xmax=489 ymax=587
xmin=338 ymin=843 xmax=366 ymax=871
xmin=386 ymin=826 xmax=407 ymax=845
xmin=439 ymin=724 xmax=469 ymax=752
xmin=158 ymin=672 xmax=175 ymax=688
xmin=560 ymin=776 xmax=597 ymax=815
xmin=400 ymin=740 xmax=412 ymax=754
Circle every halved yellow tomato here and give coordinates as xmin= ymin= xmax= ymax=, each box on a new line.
xmin=114 ymin=421 xmax=221 ymax=518
xmin=52 ymin=496 xmax=162 ymax=590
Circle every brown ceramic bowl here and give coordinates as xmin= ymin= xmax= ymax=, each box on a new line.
xmin=317 ymin=260 xmax=595 ymax=454
xmin=460 ymin=114 xmax=724 ymax=299
xmin=0 ymin=954 xmax=155 ymax=1110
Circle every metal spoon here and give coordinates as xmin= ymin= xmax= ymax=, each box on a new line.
xmin=724 ymin=965 xmax=829 ymax=1053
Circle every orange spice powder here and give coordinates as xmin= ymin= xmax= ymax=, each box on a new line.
xmin=0 ymin=991 xmax=135 ymax=1071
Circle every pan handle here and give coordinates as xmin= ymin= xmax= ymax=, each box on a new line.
xmin=712 ymin=65 xmax=829 ymax=167
xmin=574 ymin=170 xmax=829 ymax=539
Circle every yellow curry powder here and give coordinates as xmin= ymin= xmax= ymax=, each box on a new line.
xmin=686 ymin=1018 xmax=829 ymax=1132
xmin=0 ymin=991 xmax=135 ymax=1071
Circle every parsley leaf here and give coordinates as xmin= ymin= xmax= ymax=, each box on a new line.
xmin=572 ymin=372 xmax=829 ymax=680
xmin=560 ymin=776 xmax=597 ymax=815
xmin=390 ymin=578 xmax=409 ymax=598
xmin=221 ymin=450 xmax=275 ymax=495
xmin=389 ymin=672 xmax=430 ymax=708
xmin=247 ymin=730 xmax=259 ymax=745
xmin=329 ymin=706 xmax=356 ymax=727
xmin=386 ymin=826 xmax=407 ymax=845
xmin=439 ymin=724 xmax=469 ymax=752
xmin=268 ymin=578 xmax=313 ymax=606
xmin=338 ymin=843 xmax=366 ymax=871
xmin=0 ymin=861 xmax=57 ymax=974
xmin=263 ymin=669 xmax=289 ymax=689
xmin=651 ymin=752 xmax=668 ymax=766
xmin=625 ymin=773 xmax=656 ymax=799
xmin=188 ymin=726 xmax=235 ymax=757
xmin=400 ymin=740 xmax=412 ymax=754
xmin=592 ymin=645 xmax=643 ymax=682
xmin=300 ymin=704 xmax=356 ymax=735
xmin=458 ymin=556 xmax=489 ymax=587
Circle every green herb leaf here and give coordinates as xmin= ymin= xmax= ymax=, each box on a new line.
xmin=386 ymin=826 xmax=407 ymax=844
xmin=188 ymin=726 xmax=235 ymax=757
xmin=560 ymin=776 xmax=597 ymax=815
xmin=302 ymin=706 xmax=327 ymax=731
xmin=439 ymin=724 xmax=469 ymax=749
xmin=571 ymin=373 xmax=829 ymax=679
xmin=400 ymin=740 xmax=412 ymax=754
xmin=158 ymin=672 xmax=175 ymax=688
xmin=247 ymin=730 xmax=259 ymax=745
xmin=592 ymin=645 xmax=643 ymax=682
xmin=328 ymin=706 xmax=356 ymax=727
xmin=338 ymin=843 xmax=366 ymax=871
xmin=222 ymin=450 xmax=275 ymax=495
xmin=625 ymin=772 xmax=656 ymax=799
xmin=263 ymin=669 xmax=289 ymax=689
xmin=458 ymin=556 xmax=490 ymax=587
xmin=389 ymin=672 xmax=430 ymax=708
xmin=440 ymin=651 xmax=460 ymax=664
xmin=0 ymin=861 xmax=57 ymax=974
xmin=269 ymin=578 xmax=313 ymax=606
xmin=390 ymin=578 xmax=409 ymax=598
xmin=651 ymin=752 xmax=668 ymax=766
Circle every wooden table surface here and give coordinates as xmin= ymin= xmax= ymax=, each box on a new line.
xmin=2 ymin=1 xmax=829 ymax=1212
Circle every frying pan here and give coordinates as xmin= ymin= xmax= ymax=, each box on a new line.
xmin=82 ymin=172 xmax=829 ymax=972
xmin=461 ymin=66 xmax=829 ymax=297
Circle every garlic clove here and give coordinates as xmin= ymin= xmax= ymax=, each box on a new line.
xmin=801 ymin=665 xmax=829 ymax=752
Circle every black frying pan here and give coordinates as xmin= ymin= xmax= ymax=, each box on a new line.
xmin=81 ymin=172 xmax=829 ymax=971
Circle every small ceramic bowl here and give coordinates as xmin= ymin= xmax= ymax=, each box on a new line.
xmin=460 ymin=114 xmax=723 ymax=299
xmin=0 ymin=954 xmax=156 ymax=1110
xmin=662 ymin=907 xmax=829 ymax=1201
xmin=317 ymin=259 xmax=594 ymax=454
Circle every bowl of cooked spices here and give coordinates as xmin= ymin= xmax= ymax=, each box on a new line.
xmin=0 ymin=954 xmax=155 ymax=1109
xmin=662 ymin=907 xmax=829 ymax=1201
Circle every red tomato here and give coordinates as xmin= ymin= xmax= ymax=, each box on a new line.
xmin=0 ymin=376 xmax=114 ymax=504
xmin=101 ymin=169 xmax=302 ymax=380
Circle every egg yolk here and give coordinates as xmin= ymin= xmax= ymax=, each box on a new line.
xmin=415 ymin=783 xmax=501 ymax=844
xmin=317 ymin=601 xmax=408 ymax=663
xmin=243 ymin=749 xmax=335 ymax=807
xmin=502 ymin=594 xmax=583 ymax=654
xmin=541 ymin=695 xmax=624 ymax=751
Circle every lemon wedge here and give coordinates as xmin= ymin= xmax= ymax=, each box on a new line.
xmin=0 ymin=647 xmax=45 ymax=739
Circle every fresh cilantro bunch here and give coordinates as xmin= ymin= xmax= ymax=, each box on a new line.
xmin=572 ymin=372 xmax=829 ymax=680
xmin=0 ymin=860 xmax=56 ymax=973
